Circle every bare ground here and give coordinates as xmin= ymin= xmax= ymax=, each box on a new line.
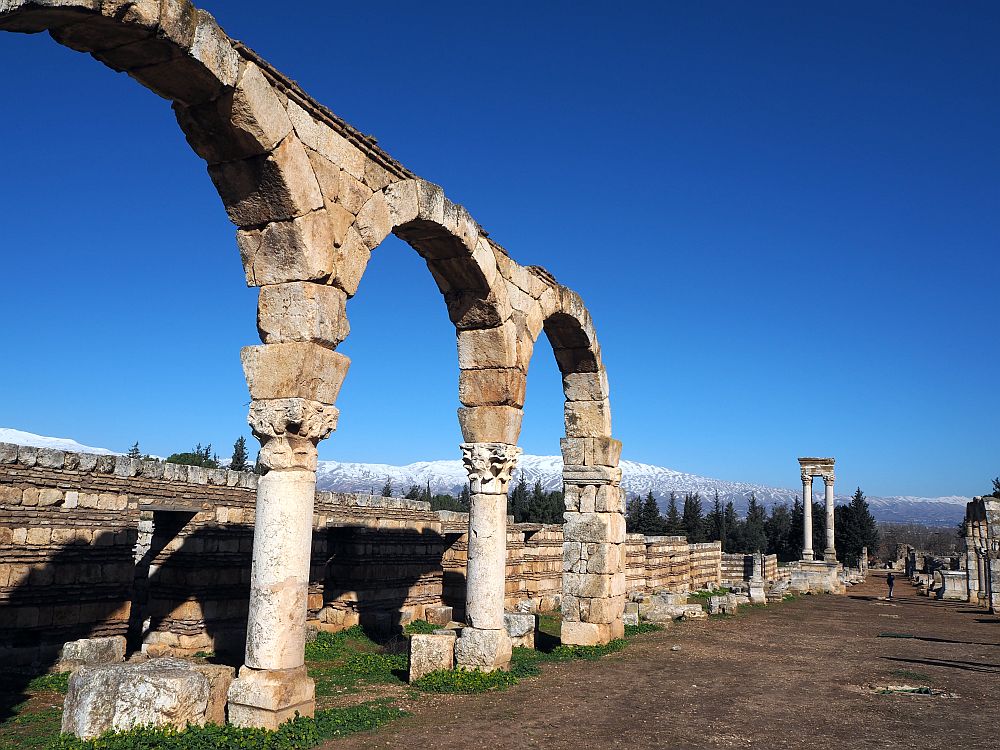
xmin=328 ymin=572 xmax=999 ymax=750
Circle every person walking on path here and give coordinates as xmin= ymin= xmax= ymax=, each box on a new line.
xmin=887 ymin=572 xmax=895 ymax=599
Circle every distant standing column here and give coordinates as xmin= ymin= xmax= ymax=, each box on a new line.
xmin=966 ymin=521 xmax=980 ymax=604
xmin=823 ymin=474 xmax=836 ymax=562
xmin=802 ymin=474 xmax=814 ymax=561
xmin=455 ymin=442 xmax=521 ymax=672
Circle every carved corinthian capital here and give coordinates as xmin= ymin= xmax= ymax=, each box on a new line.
xmin=461 ymin=442 xmax=522 ymax=494
xmin=249 ymin=398 xmax=339 ymax=471
xmin=801 ymin=472 xmax=813 ymax=485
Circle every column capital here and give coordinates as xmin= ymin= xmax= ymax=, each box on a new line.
xmin=249 ymin=398 xmax=339 ymax=471
xmin=461 ymin=442 xmax=522 ymax=494
xmin=822 ymin=473 xmax=835 ymax=484
xmin=801 ymin=472 xmax=813 ymax=485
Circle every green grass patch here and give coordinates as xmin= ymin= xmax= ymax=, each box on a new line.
xmin=304 ymin=627 xmax=407 ymax=696
xmin=45 ymin=700 xmax=406 ymax=750
xmin=687 ymin=587 xmax=730 ymax=601
xmin=402 ymin=620 xmax=439 ymax=635
xmin=410 ymin=668 xmax=518 ymax=694
xmin=537 ymin=613 xmax=561 ymax=638
xmin=0 ymin=707 xmax=63 ymax=750
xmin=624 ymin=622 xmax=663 ymax=637
xmin=25 ymin=673 xmax=70 ymax=695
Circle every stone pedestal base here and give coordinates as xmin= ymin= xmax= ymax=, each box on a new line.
xmin=227 ymin=665 xmax=315 ymax=729
xmin=789 ymin=561 xmax=844 ymax=595
xmin=454 ymin=627 xmax=511 ymax=672
xmin=560 ymin=619 xmax=625 ymax=646
xmin=748 ymin=580 xmax=766 ymax=605
xmin=824 ymin=550 xmax=838 ymax=563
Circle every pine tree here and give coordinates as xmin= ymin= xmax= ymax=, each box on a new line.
xmin=381 ymin=478 xmax=393 ymax=497
xmin=404 ymin=485 xmax=421 ymax=500
xmin=991 ymin=477 xmax=1000 ymax=498
xmin=625 ymin=495 xmax=643 ymax=533
xmin=741 ymin=492 xmax=768 ymax=552
xmin=682 ymin=492 xmax=705 ymax=542
xmin=127 ymin=442 xmax=142 ymax=460
xmin=229 ymin=436 xmax=250 ymax=472
xmin=706 ymin=491 xmax=726 ymax=547
xmin=509 ymin=473 xmax=529 ymax=523
xmin=835 ymin=487 xmax=879 ymax=566
xmin=764 ymin=503 xmax=794 ymax=561
xmin=664 ymin=492 xmax=682 ymax=533
xmin=166 ymin=442 xmax=219 ymax=468
xmin=527 ymin=480 xmax=548 ymax=523
xmin=459 ymin=483 xmax=471 ymax=510
xmin=723 ymin=501 xmax=740 ymax=552
xmin=640 ymin=492 xmax=664 ymax=534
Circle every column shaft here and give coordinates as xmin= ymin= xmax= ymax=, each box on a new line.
xmin=802 ymin=478 xmax=814 ymax=561
xmin=465 ymin=491 xmax=507 ymax=629
xmin=245 ymin=470 xmax=316 ymax=670
xmin=824 ymin=478 xmax=836 ymax=562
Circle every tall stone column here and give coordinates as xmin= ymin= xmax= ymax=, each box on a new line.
xmin=560 ymin=437 xmax=626 ymax=646
xmin=823 ymin=474 xmax=836 ymax=563
xmin=966 ymin=522 xmax=980 ymax=603
xmin=801 ymin=474 xmax=814 ymax=561
xmin=455 ymin=442 xmax=521 ymax=671
xmin=227 ymin=397 xmax=339 ymax=728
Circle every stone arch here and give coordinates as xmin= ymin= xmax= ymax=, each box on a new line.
xmin=512 ymin=279 xmax=624 ymax=646
xmin=345 ymin=178 xmax=524 ymax=444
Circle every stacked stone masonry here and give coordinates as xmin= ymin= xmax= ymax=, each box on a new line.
xmin=721 ymin=553 xmax=780 ymax=586
xmin=1 ymin=445 xmax=725 ymax=666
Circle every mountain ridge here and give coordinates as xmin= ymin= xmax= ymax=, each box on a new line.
xmin=0 ymin=428 xmax=968 ymax=525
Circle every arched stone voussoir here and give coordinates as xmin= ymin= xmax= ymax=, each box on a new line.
xmin=346 ymin=179 xmax=512 ymax=326
xmin=1 ymin=1 xmax=240 ymax=107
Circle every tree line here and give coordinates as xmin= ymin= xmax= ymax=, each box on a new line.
xmin=625 ymin=488 xmax=878 ymax=566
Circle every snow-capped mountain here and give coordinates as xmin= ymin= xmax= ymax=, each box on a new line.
xmin=0 ymin=428 xmax=118 ymax=456
xmin=0 ymin=428 xmax=969 ymax=525
xmin=315 ymin=453 xmax=969 ymax=526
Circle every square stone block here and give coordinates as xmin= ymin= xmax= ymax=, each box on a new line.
xmin=408 ymin=633 xmax=455 ymax=681
xmin=454 ymin=627 xmax=512 ymax=671
xmin=425 ymin=605 xmax=453 ymax=626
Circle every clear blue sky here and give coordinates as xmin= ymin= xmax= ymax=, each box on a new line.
xmin=1 ymin=1 xmax=997 ymax=498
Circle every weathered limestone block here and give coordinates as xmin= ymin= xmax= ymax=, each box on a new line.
xmin=458 ymin=367 xmax=526 ymax=408
xmin=563 ymin=371 xmax=609 ymax=402
xmin=560 ymin=437 xmax=623 ymax=468
xmin=454 ymin=627 xmax=511 ymax=671
xmin=457 ymin=324 xmax=518 ymax=370
xmin=286 ymin=99 xmax=367 ymax=182
xmin=560 ymin=620 xmax=622 ymax=646
xmin=562 ymin=465 xmax=622 ymax=486
xmin=563 ymin=512 xmax=626 ymax=545
xmin=237 ymin=209 xmax=336 ymax=286
xmin=564 ymin=399 xmax=612 ymax=438
xmin=227 ymin=665 xmax=314 ymax=730
xmin=127 ymin=10 xmax=240 ymax=106
xmin=210 ymin=135 xmax=323 ymax=227
xmin=425 ymin=605 xmax=453 ymax=626
xmin=503 ymin=612 xmax=536 ymax=648
xmin=257 ymin=281 xmax=349 ymax=347
xmin=58 ymin=636 xmax=126 ymax=670
xmin=242 ymin=343 xmax=349 ymax=404
xmin=175 ymin=60 xmax=293 ymax=164
xmin=408 ymin=633 xmax=455 ymax=681
xmin=457 ymin=406 xmax=523 ymax=445
xmin=61 ymin=658 xmax=233 ymax=740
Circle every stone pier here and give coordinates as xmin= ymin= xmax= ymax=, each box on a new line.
xmin=455 ymin=442 xmax=520 ymax=671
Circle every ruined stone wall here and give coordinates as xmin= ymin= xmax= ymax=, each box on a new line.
xmin=644 ymin=537 xmax=692 ymax=593
xmin=688 ymin=542 xmax=723 ymax=589
xmin=0 ymin=444 xmax=445 ymax=664
xmin=3 ymin=442 xmax=729 ymax=666
xmin=720 ymin=553 xmax=781 ymax=584
xmin=624 ymin=533 xmax=647 ymax=593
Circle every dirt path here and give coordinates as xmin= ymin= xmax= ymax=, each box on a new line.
xmin=328 ymin=573 xmax=999 ymax=750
